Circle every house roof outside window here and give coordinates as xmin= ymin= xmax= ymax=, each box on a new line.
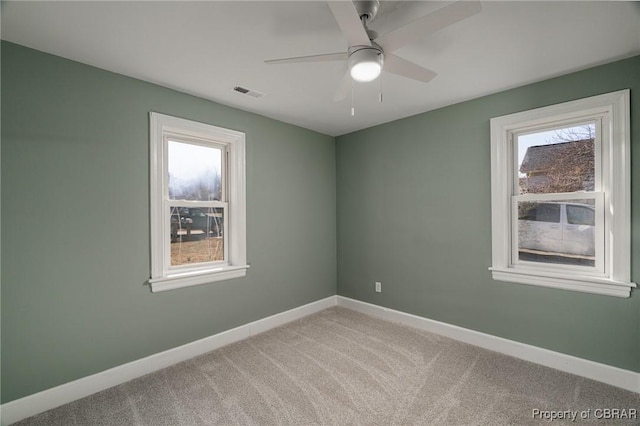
xmin=519 ymin=139 xmax=594 ymax=193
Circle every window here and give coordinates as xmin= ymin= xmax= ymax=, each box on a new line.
xmin=489 ymin=90 xmax=634 ymax=297
xmin=149 ymin=113 xmax=247 ymax=292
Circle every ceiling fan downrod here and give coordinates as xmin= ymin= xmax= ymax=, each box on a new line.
xmin=353 ymin=0 xmax=380 ymax=23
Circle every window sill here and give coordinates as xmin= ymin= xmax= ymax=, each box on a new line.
xmin=489 ymin=267 xmax=636 ymax=298
xmin=149 ymin=265 xmax=249 ymax=293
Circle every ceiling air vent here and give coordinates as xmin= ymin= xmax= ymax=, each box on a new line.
xmin=233 ymin=86 xmax=264 ymax=99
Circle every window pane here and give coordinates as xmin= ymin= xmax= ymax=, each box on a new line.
xmin=168 ymin=140 xmax=222 ymax=201
xmin=518 ymin=202 xmax=560 ymax=223
xmin=170 ymin=206 xmax=224 ymax=266
xmin=517 ymin=123 xmax=595 ymax=195
xmin=566 ymin=204 xmax=595 ymax=226
xmin=517 ymin=200 xmax=595 ymax=267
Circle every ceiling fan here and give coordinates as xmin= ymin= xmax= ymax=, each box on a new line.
xmin=265 ymin=0 xmax=481 ymax=101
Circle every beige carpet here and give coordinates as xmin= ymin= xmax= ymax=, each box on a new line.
xmin=15 ymin=307 xmax=640 ymax=425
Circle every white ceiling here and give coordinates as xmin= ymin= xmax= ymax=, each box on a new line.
xmin=2 ymin=1 xmax=639 ymax=136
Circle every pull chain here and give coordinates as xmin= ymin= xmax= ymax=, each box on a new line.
xmin=351 ymin=79 xmax=355 ymax=116
xmin=349 ymin=72 xmax=384 ymax=116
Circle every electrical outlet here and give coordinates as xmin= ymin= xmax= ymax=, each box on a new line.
xmin=375 ymin=281 xmax=382 ymax=293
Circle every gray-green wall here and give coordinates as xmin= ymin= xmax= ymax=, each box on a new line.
xmin=336 ymin=56 xmax=640 ymax=372
xmin=1 ymin=42 xmax=336 ymax=403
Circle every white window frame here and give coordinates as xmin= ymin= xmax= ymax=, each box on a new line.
xmin=489 ymin=90 xmax=635 ymax=298
xmin=149 ymin=112 xmax=248 ymax=292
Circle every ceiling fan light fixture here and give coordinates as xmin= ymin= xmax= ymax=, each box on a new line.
xmin=349 ymin=47 xmax=383 ymax=82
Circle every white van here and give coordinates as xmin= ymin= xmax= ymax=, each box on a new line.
xmin=518 ymin=202 xmax=595 ymax=256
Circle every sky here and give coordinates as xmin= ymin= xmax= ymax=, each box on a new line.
xmin=168 ymin=140 xmax=221 ymax=182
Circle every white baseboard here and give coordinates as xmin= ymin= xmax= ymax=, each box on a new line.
xmin=4 ymin=294 xmax=637 ymax=425
xmin=0 ymin=296 xmax=338 ymax=426
xmin=337 ymin=296 xmax=640 ymax=395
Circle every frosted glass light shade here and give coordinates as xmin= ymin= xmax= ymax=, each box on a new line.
xmin=349 ymin=48 xmax=383 ymax=82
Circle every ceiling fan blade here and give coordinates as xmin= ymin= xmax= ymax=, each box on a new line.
xmin=327 ymin=1 xmax=372 ymax=47
xmin=376 ymin=1 xmax=481 ymax=53
xmin=384 ymin=54 xmax=437 ymax=84
xmin=265 ymin=52 xmax=348 ymax=64
xmin=333 ymin=71 xmax=352 ymax=102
